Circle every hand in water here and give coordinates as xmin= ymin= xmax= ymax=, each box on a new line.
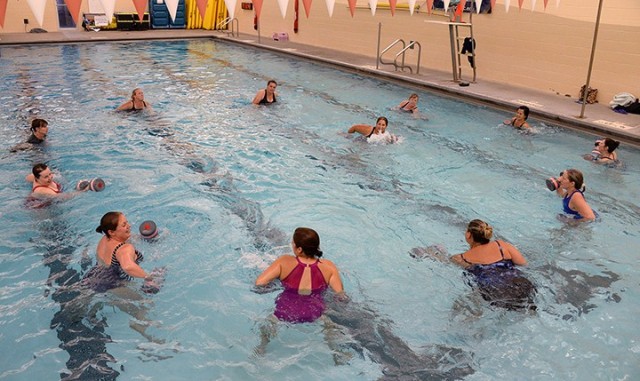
xmin=141 ymin=267 xmax=166 ymax=294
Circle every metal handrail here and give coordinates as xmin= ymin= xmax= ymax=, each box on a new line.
xmin=379 ymin=39 xmax=406 ymax=70
xmin=219 ymin=17 xmax=239 ymax=37
xmin=376 ymin=23 xmax=421 ymax=74
xmin=394 ymin=41 xmax=422 ymax=74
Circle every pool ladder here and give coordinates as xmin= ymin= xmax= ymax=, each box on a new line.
xmin=219 ymin=17 xmax=238 ymax=37
xmin=376 ymin=23 xmax=421 ymax=74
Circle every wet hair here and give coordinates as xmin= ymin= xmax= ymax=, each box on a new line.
xmin=131 ymin=88 xmax=142 ymax=101
xmin=564 ymin=168 xmax=584 ymax=190
xmin=293 ymin=227 xmax=323 ymax=258
xmin=32 ymin=163 xmax=48 ymax=179
xmin=376 ymin=116 xmax=389 ymax=126
xmin=603 ymin=138 xmax=620 ymax=153
xmin=409 ymin=93 xmax=419 ymax=99
xmin=30 ymin=118 xmax=48 ymax=132
xmin=267 ymin=80 xmax=277 ymax=87
xmin=467 ymin=219 xmax=493 ymax=244
xmin=96 ymin=211 xmax=122 ymax=238
xmin=518 ymin=106 xmax=530 ymax=120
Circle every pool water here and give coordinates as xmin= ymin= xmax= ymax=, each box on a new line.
xmin=1 ymin=40 xmax=639 ymax=380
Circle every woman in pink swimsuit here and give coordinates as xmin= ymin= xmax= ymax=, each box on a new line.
xmin=256 ymin=227 xmax=344 ymax=323
xmin=26 ymin=163 xmax=63 ymax=196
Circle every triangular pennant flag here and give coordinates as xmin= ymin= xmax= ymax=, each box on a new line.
xmin=368 ymin=0 xmax=376 ymax=15
xmin=324 ymin=0 xmax=335 ymax=17
xmin=425 ymin=0 xmax=433 ymax=15
xmin=276 ymin=0 xmax=289 ymax=18
xmin=408 ymin=0 xmax=416 ymax=15
xmin=252 ymin=0 xmax=263 ymax=20
xmin=0 ymin=0 xmax=7 ymax=28
xmin=63 ymin=0 xmax=82 ymax=25
xmin=165 ymin=0 xmax=179 ymax=22
xmin=443 ymin=0 xmax=450 ymax=11
xmin=302 ymin=0 xmax=312 ymax=18
xmin=389 ymin=0 xmax=397 ymax=16
xmin=452 ymin=0 xmax=464 ymax=21
xmin=531 ymin=0 xmax=536 ymax=10
xmin=518 ymin=0 xmax=524 ymax=10
xmin=347 ymin=0 xmax=356 ymax=17
xmin=99 ymin=0 xmax=116 ymax=25
xmin=26 ymin=0 xmax=47 ymax=26
xmin=196 ymin=0 xmax=207 ymax=19
xmin=224 ymin=0 xmax=237 ymax=19
xmin=504 ymin=0 xmax=510 ymax=13
xmin=132 ymin=0 xmax=147 ymax=21
xmin=474 ymin=0 xmax=481 ymax=13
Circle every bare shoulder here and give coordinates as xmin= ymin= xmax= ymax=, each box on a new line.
xmin=320 ymin=258 xmax=338 ymax=268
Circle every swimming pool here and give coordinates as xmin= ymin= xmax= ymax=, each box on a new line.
xmin=1 ymin=39 xmax=639 ymax=380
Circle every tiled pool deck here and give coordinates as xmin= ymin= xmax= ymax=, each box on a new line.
xmin=2 ymin=28 xmax=639 ymax=146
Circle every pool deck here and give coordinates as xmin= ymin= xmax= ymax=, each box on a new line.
xmin=2 ymin=29 xmax=640 ymax=146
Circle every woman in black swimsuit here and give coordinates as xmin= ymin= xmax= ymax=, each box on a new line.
xmin=503 ymin=105 xmax=531 ymax=130
xmin=593 ymin=138 xmax=620 ymax=163
xmin=397 ymin=93 xmax=419 ymax=113
xmin=252 ymin=80 xmax=278 ymax=105
xmin=117 ymin=88 xmax=150 ymax=111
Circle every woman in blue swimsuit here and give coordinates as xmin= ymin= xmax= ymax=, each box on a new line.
xmin=450 ymin=219 xmax=536 ymax=311
xmin=555 ymin=169 xmax=596 ymax=221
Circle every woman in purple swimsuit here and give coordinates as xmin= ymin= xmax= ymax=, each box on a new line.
xmin=256 ymin=227 xmax=343 ymax=323
xmin=450 ymin=219 xmax=536 ymax=311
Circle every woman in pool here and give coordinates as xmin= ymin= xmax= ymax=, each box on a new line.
xmin=449 ymin=219 xmax=536 ymax=311
xmin=117 ymin=88 xmax=151 ymax=111
xmin=84 ymin=212 xmax=161 ymax=293
xmin=27 ymin=118 xmax=49 ymax=144
xmin=252 ymin=80 xmax=278 ymax=105
xmin=26 ymin=163 xmax=63 ymax=196
xmin=255 ymin=227 xmax=343 ymax=323
xmin=397 ymin=93 xmax=419 ymax=113
xmin=10 ymin=119 xmax=49 ymax=152
xmin=347 ymin=116 xmax=398 ymax=143
xmin=555 ymin=169 xmax=596 ymax=222
xmin=594 ymin=138 xmax=620 ymax=163
xmin=503 ymin=105 xmax=531 ymax=130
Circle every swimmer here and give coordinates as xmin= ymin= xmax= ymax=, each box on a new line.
xmin=26 ymin=163 xmax=63 ymax=196
xmin=116 ymin=88 xmax=151 ymax=111
xmin=255 ymin=227 xmax=343 ymax=323
xmin=397 ymin=93 xmax=419 ymax=113
xmin=449 ymin=219 xmax=536 ymax=311
xmin=347 ymin=116 xmax=398 ymax=143
xmin=10 ymin=119 xmax=49 ymax=152
xmin=555 ymin=169 xmax=596 ymax=222
xmin=252 ymin=80 xmax=278 ymax=105
xmin=84 ymin=212 xmax=161 ymax=293
xmin=503 ymin=106 xmax=531 ymax=130
xmin=594 ymin=138 xmax=620 ymax=163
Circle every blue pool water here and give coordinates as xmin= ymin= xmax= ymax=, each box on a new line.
xmin=1 ymin=39 xmax=639 ymax=380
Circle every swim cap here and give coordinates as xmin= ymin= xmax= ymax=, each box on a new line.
xmin=139 ymin=220 xmax=158 ymax=239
